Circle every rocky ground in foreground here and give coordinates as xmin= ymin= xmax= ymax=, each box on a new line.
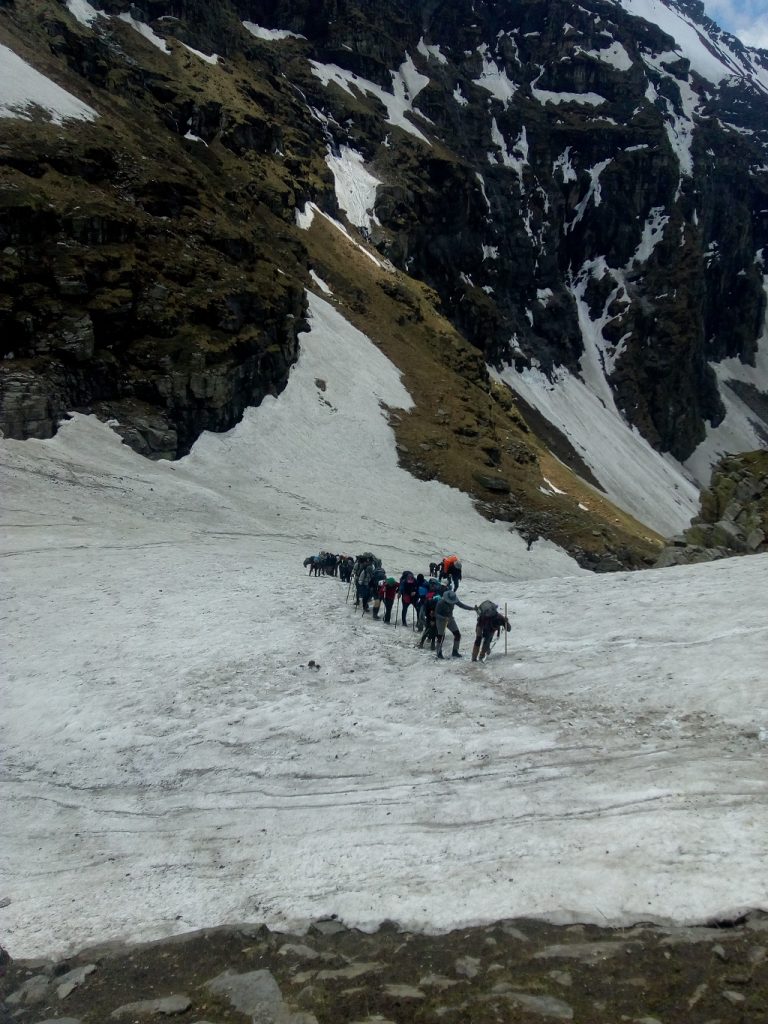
xmin=2 ymin=914 xmax=767 ymax=1024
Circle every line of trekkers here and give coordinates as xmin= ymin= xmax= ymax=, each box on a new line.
xmin=303 ymin=550 xmax=511 ymax=662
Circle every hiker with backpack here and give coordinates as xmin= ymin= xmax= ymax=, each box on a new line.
xmin=434 ymin=590 xmax=476 ymax=660
xmin=398 ymin=570 xmax=418 ymax=626
xmin=381 ymin=576 xmax=398 ymax=623
xmin=355 ymin=559 xmax=375 ymax=613
xmin=417 ymin=588 xmax=440 ymax=650
xmin=472 ymin=601 xmax=511 ymax=662
xmin=369 ymin=565 xmax=387 ymax=618
xmin=448 ymin=559 xmax=462 ymax=591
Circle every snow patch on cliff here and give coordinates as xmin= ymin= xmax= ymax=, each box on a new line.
xmin=0 ymin=43 xmax=98 ymax=123
xmin=325 ymin=147 xmax=381 ymax=232
xmin=686 ymin=273 xmax=768 ymax=485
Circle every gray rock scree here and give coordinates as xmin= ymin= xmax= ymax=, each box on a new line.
xmin=2 ymin=914 xmax=767 ymax=1024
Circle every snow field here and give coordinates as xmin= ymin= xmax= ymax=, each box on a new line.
xmin=2 ymin=295 xmax=767 ymax=959
xmin=0 ymin=42 xmax=98 ymax=124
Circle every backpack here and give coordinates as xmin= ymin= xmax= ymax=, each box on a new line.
xmin=477 ymin=600 xmax=498 ymax=619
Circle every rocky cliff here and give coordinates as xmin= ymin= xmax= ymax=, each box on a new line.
xmin=1 ymin=0 xmax=767 ymax=557
xmin=656 ymin=449 xmax=768 ymax=564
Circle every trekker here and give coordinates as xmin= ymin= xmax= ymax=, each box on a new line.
xmin=472 ymin=601 xmax=511 ymax=662
xmin=370 ymin=565 xmax=387 ymax=618
xmin=356 ymin=560 xmax=374 ymax=612
xmin=381 ymin=576 xmax=398 ymax=623
xmin=398 ymin=570 xmax=417 ymax=626
xmin=417 ymin=590 xmax=440 ymax=650
xmin=448 ymin=559 xmax=462 ymax=591
xmin=434 ymin=590 xmax=475 ymax=660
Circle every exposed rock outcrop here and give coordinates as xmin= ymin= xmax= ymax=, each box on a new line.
xmin=655 ymin=450 xmax=768 ymax=566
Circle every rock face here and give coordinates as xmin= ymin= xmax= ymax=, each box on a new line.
xmin=239 ymin=0 xmax=768 ymax=461
xmin=655 ymin=450 xmax=768 ymax=565
xmin=0 ymin=0 xmax=766 ymax=476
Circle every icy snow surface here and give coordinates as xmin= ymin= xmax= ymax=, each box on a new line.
xmin=325 ymin=146 xmax=382 ymax=231
xmin=181 ymin=43 xmax=219 ymax=65
xmin=417 ymin=37 xmax=448 ymax=65
xmin=242 ymin=21 xmax=306 ymax=41
xmin=497 ymin=362 xmax=700 ymax=536
xmin=474 ymin=44 xmax=518 ymax=104
xmin=65 ymin=0 xmax=102 ymax=27
xmin=309 ymin=59 xmax=431 ymax=144
xmin=614 ymin=0 xmax=768 ymax=94
xmin=0 ymin=43 xmax=98 ymax=124
xmin=3 ymin=296 xmax=768 ymax=958
xmin=577 ymin=40 xmax=633 ymax=71
xmin=117 ymin=13 xmax=171 ymax=54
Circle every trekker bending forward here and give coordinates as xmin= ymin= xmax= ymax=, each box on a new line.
xmin=434 ymin=591 xmax=475 ymax=660
xmin=472 ymin=602 xmax=511 ymax=662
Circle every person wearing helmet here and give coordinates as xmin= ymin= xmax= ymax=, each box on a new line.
xmin=434 ymin=590 xmax=475 ymax=660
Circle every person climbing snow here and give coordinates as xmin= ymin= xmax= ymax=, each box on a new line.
xmin=434 ymin=590 xmax=475 ymax=660
xmin=472 ymin=601 xmax=511 ymax=662
xmin=398 ymin=570 xmax=418 ymax=626
xmin=448 ymin=559 xmax=462 ymax=591
xmin=381 ymin=576 xmax=398 ymax=623
xmin=417 ymin=588 xmax=440 ymax=650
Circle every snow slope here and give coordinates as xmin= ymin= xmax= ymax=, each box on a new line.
xmin=2 ymin=296 xmax=767 ymax=958
xmin=496 ymin=363 xmax=700 ymax=537
xmin=0 ymin=42 xmax=98 ymax=124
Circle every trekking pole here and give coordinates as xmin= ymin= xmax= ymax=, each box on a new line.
xmin=395 ymin=594 xmax=400 ymax=629
xmin=346 ymin=576 xmax=353 ymax=603
xmin=504 ymin=602 xmax=508 ymax=655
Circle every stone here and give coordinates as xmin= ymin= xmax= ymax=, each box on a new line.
xmin=454 ymin=955 xmax=481 ymax=978
xmin=206 ymin=970 xmax=288 ymax=1020
xmin=711 ymin=944 xmax=727 ymax=961
xmin=315 ymin=963 xmax=382 ymax=981
xmin=534 ymin=941 xmax=629 ymax=961
xmin=35 ymin=1020 xmax=82 ymax=1024
xmin=748 ymin=946 xmax=767 ymax=965
xmin=382 ymin=984 xmax=424 ymax=999
xmin=110 ymin=995 xmax=191 ymax=1017
xmin=472 ymin=472 xmax=511 ymax=493
xmin=722 ymin=990 xmax=746 ymax=1005
xmin=310 ymin=918 xmax=348 ymax=936
xmin=419 ymin=974 xmax=460 ymax=989
xmin=549 ymin=970 xmax=572 ymax=987
xmin=507 ymin=992 xmax=574 ymax=1019
xmin=746 ymin=528 xmax=765 ymax=551
xmin=500 ymin=923 xmax=530 ymax=941
xmin=7 ymin=975 xmax=49 ymax=1006
xmin=711 ymin=519 xmax=746 ymax=550
xmin=57 ymin=963 xmax=97 ymax=999
xmin=278 ymin=943 xmax=321 ymax=960
xmin=49 ymin=315 xmax=95 ymax=361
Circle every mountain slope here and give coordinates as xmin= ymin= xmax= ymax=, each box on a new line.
xmin=2 ymin=292 xmax=767 ymax=957
xmin=1 ymin=0 xmax=767 ymax=555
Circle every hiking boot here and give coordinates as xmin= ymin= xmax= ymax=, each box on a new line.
xmin=436 ymin=650 xmax=445 ymax=660
xmin=452 ymin=651 xmax=463 ymax=658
